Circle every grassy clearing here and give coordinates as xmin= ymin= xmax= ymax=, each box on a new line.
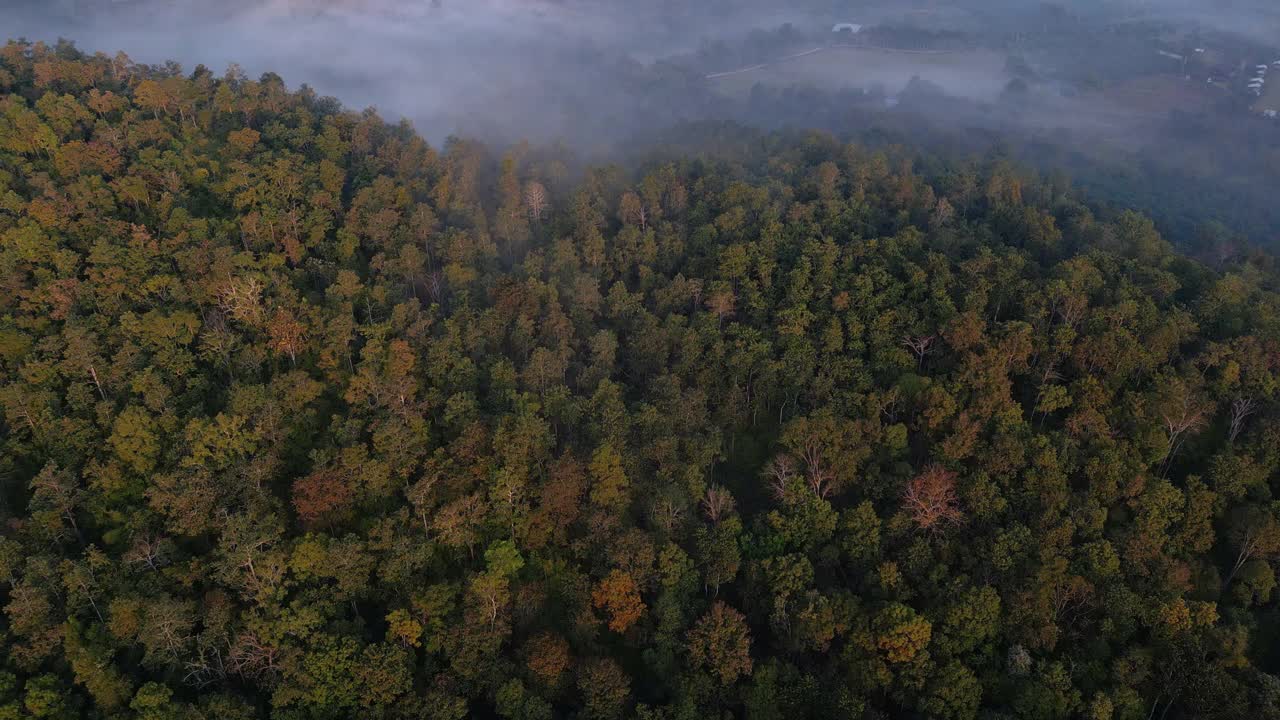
xmin=711 ymin=46 xmax=1010 ymax=101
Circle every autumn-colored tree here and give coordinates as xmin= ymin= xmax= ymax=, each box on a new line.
xmin=872 ymin=603 xmax=932 ymax=664
xmin=589 ymin=443 xmax=629 ymax=511
xmin=592 ymin=570 xmax=646 ymax=633
xmin=618 ymin=191 xmax=647 ymax=230
xmin=903 ymin=465 xmax=963 ymax=532
xmin=687 ymin=602 xmax=753 ymax=685
xmin=524 ymin=632 xmax=571 ymax=688
xmin=291 ymin=468 xmax=355 ymax=527
xmin=385 ymin=608 xmax=423 ymax=648
xmin=132 ymin=79 xmax=170 ymax=117
xmin=578 ymin=658 xmax=631 ymax=720
xmin=227 ymin=127 xmax=260 ymax=155
xmin=267 ymin=310 xmax=307 ymax=366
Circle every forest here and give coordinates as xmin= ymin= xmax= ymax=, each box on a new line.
xmin=3 ymin=39 xmax=1280 ymax=719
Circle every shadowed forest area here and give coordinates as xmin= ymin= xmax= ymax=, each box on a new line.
xmin=4 ymin=38 xmax=1280 ymax=719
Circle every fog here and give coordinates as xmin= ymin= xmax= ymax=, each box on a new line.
xmin=5 ymin=0 xmax=1280 ymax=247
xmin=5 ymin=0 xmax=824 ymax=145
xmin=6 ymin=1 xmax=1276 ymax=143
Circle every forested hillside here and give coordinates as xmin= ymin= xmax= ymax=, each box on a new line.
xmin=4 ymin=40 xmax=1280 ymax=720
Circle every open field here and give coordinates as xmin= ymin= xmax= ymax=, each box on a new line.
xmin=1099 ymin=74 xmax=1228 ymax=116
xmin=711 ymin=45 xmax=1011 ymax=102
xmin=1255 ymin=78 xmax=1280 ymax=113
xmin=1000 ymin=75 xmax=1230 ymax=148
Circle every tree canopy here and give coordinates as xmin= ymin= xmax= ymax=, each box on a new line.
xmin=3 ymin=39 xmax=1280 ymax=720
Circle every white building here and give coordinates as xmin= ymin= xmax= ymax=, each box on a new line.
xmin=832 ymin=23 xmax=863 ymax=34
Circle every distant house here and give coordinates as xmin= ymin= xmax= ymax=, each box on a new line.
xmin=832 ymin=23 xmax=863 ymax=34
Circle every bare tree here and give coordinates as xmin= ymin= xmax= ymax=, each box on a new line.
xmin=1049 ymin=289 xmax=1087 ymax=329
xmin=1160 ymin=392 xmax=1211 ymax=476
xmin=1224 ymin=508 xmax=1280 ymax=588
xmin=228 ymin=631 xmax=283 ymax=682
xmin=199 ymin=308 xmax=238 ymax=373
xmin=217 ymin=276 xmax=265 ymax=326
xmin=424 ymin=270 xmax=444 ymax=304
xmin=872 ymin=387 xmax=902 ymax=423
xmin=688 ymin=278 xmax=704 ymax=313
xmin=1039 ymin=360 xmax=1062 ymax=387
xmin=903 ymin=465 xmax=963 ymax=533
xmin=651 ymin=496 xmax=686 ymax=535
xmin=799 ymin=440 xmax=833 ymax=500
xmin=88 ymin=366 xmax=107 ymax=401
xmin=524 ymin=181 xmax=549 ymax=222
xmin=763 ymin=454 xmax=796 ymax=502
xmin=405 ymin=472 xmax=439 ymax=535
xmin=931 ymin=196 xmax=955 ymax=227
xmin=5 ymin=388 xmax=42 ymax=441
xmin=619 ymin=191 xmax=647 ymax=230
xmin=147 ymin=601 xmax=195 ymax=666
xmin=29 ymin=463 xmax=82 ymax=543
xmin=702 ymin=485 xmax=736 ymax=524
xmin=1229 ymin=397 xmax=1258 ymax=443
xmin=184 ymin=643 xmax=226 ymax=688
xmin=1049 ymin=573 xmax=1094 ymax=629
xmin=902 ymin=334 xmax=937 ymax=369
xmin=124 ymin=532 xmax=172 ymax=572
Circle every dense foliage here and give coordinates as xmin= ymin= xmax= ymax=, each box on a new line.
xmin=4 ymin=40 xmax=1280 ymax=720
